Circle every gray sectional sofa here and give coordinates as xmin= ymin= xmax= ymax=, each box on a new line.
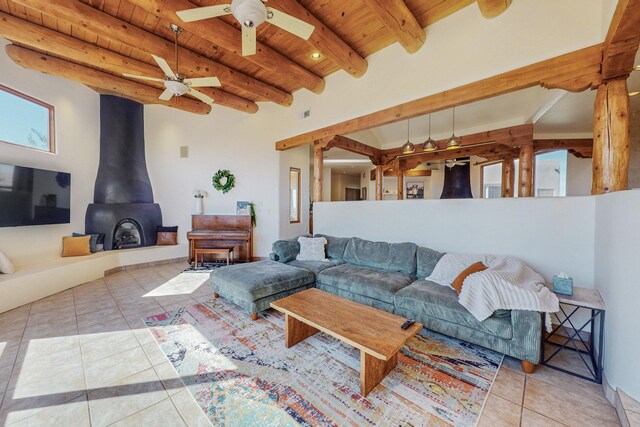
xmin=210 ymin=235 xmax=543 ymax=370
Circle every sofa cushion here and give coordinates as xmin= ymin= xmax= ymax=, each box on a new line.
xmin=343 ymin=237 xmax=417 ymax=276
xmin=316 ymin=263 xmax=414 ymax=304
xmin=394 ymin=279 xmax=512 ymax=339
xmin=271 ymin=234 xmax=311 ymax=263
xmin=210 ymin=260 xmax=315 ymax=302
xmin=416 ymin=246 xmax=446 ymax=278
xmin=286 ymin=259 xmax=344 ymax=275
xmin=314 ymin=234 xmax=350 ymax=260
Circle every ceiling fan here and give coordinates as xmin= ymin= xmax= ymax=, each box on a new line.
xmin=177 ymin=0 xmax=316 ymax=56
xmin=444 ymin=158 xmax=471 ymax=169
xmin=122 ymin=24 xmax=220 ymax=105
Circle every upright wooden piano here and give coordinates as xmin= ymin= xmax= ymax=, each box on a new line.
xmin=187 ymin=215 xmax=252 ymax=263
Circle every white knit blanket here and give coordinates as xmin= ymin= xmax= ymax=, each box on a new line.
xmin=458 ymin=256 xmax=559 ymax=332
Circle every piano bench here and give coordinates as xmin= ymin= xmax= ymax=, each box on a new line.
xmin=194 ymin=248 xmax=233 ymax=268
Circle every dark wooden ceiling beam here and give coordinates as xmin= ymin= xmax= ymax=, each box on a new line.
xmin=13 ymin=0 xmax=293 ymax=107
xmin=322 ymin=135 xmax=382 ymax=164
xmin=5 ymin=45 xmax=211 ymax=115
xmin=266 ymin=0 xmax=368 ymax=78
xmin=602 ymin=0 xmax=640 ymax=80
xmin=361 ymin=0 xmax=425 ymax=53
xmin=276 ymin=44 xmax=602 ymax=150
xmin=476 ymin=0 xmax=512 ymax=19
xmin=532 ymin=138 xmax=593 ymax=154
xmin=126 ymin=0 xmax=325 ymax=94
xmin=378 ymin=124 xmax=533 ymax=164
xmin=0 ymin=12 xmax=257 ymax=114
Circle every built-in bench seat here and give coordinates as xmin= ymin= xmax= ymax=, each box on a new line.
xmin=0 ymin=244 xmax=188 ymax=313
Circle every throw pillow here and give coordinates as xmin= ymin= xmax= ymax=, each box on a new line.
xmin=73 ymin=232 xmax=100 ymax=253
xmin=426 ymin=253 xmax=494 ymax=288
xmin=157 ymin=225 xmax=178 ymax=245
xmin=62 ymin=236 xmax=91 ymax=257
xmin=296 ymin=236 xmax=328 ymax=262
xmin=452 ymin=262 xmax=488 ymax=294
xmin=0 ymin=250 xmax=15 ymax=274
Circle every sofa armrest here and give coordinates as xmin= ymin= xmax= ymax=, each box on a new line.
xmin=509 ymin=310 xmax=544 ymax=364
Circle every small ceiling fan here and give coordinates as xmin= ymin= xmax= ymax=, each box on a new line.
xmin=177 ymin=0 xmax=316 ymax=56
xmin=122 ymin=24 xmax=220 ymax=105
xmin=444 ymin=158 xmax=471 ymax=169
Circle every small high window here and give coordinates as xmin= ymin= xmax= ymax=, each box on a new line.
xmin=0 ymin=84 xmax=55 ymax=153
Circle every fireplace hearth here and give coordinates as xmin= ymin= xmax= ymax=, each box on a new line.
xmin=85 ymin=96 xmax=162 ymax=250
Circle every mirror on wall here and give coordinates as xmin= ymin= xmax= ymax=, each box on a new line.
xmin=289 ymin=167 xmax=301 ymax=223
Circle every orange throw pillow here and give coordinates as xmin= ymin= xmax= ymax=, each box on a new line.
xmin=452 ymin=262 xmax=487 ymax=294
xmin=62 ymin=235 xmax=91 ymax=257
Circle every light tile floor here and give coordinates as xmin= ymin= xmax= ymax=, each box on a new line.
xmin=0 ymin=262 xmax=621 ymax=426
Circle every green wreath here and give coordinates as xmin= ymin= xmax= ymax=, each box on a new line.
xmin=212 ymin=169 xmax=236 ymax=194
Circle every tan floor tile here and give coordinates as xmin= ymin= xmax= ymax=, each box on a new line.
xmin=142 ymin=342 xmax=167 ymax=366
xmin=112 ymin=397 xmax=186 ymax=426
xmin=84 ymin=347 xmax=151 ymax=390
xmin=627 ymin=411 xmax=640 ymax=427
xmin=524 ymin=377 xmax=620 ymax=427
xmin=620 ymin=390 xmax=640 ymax=414
xmin=527 ymin=365 xmax=609 ymax=405
xmin=171 ymin=389 xmax=211 ymax=427
xmin=132 ymin=328 xmax=155 ymax=346
xmin=478 ymin=394 xmax=521 ymax=427
xmin=521 ymin=408 xmax=568 ymax=426
xmin=88 ymin=368 xmax=168 ymax=427
xmin=12 ymin=340 xmax=82 ymax=379
xmin=152 ymin=361 xmax=185 ymax=396
xmin=81 ymin=329 xmax=141 ymax=364
xmin=491 ymin=366 xmax=525 ymax=405
xmin=78 ymin=316 xmax=130 ymax=338
xmin=8 ymin=394 xmax=89 ymax=427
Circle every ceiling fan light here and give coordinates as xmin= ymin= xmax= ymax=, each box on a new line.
xmin=446 ymin=135 xmax=462 ymax=150
xmin=402 ymin=141 xmax=416 ymax=154
xmin=164 ymin=80 xmax=190 ymax=96
xmin=422 ymin=138 xmax=437 ymax=152
xmin=232 ymin=0 xmax=268 ymax=28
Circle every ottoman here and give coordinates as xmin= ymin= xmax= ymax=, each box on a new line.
xmin=210 ymin=260 xmax=316 ymax=320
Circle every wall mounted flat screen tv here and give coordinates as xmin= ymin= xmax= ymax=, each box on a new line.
xmin=0 ymin=163 xmax=70 ymax=227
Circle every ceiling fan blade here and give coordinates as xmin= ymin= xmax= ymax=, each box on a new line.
xmin=242 ymin=25 xmax=257 ymax=56
xmin=183 ymin=77 xmax=221 ymax=87
xmin=122 ymin=73 xmax=165 ymax=83
xmin=267 ymin=7 xmax=315 ymax=40
xmin=151 ymin=54 xmax=177 ymax=79
xmin=159 ymin=88 xmax=173 ymax=101
xmin=176 ymin=4 xmax=232 ymax=22
xmin=189 ymin=89 xmax=214 ymax=105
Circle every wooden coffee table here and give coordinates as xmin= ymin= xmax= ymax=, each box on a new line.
xmin=270 ymin=288 xmax=422 ymax=396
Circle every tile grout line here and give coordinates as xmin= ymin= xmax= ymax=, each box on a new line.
xmin=0 ymin=303 xmax=32 ymax=416
xmin=72 ymin=285 xmax=93 ymax=426
xmin=519 ymin=374 xmax=526 ymax=426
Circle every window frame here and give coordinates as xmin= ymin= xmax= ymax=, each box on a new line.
xmin=289 ymin=167 xmax=301 ymax=224
xmin=0 ymin=84 xmax=56 ymax=154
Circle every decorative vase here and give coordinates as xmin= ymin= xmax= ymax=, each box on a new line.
xmin=195 ymin=198 xmax=204 ymax=215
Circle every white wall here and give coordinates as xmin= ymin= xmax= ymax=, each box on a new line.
xmin=0 ymin=39 xmax=100 ymax=267
xmin=144 ymin=103 xmax=285 ymax=257
xmin=594 ymin=190 xmax=640 ymax=399
xmin=314 ymin=197 xmax=596 ymax=286
xmin=567 ymin=156 xmax=592 ymax=196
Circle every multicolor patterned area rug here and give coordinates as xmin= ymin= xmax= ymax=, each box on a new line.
xmin=145 ymin=299 xmax=503 ymax=427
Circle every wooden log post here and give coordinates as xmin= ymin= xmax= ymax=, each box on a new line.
xmin=501 ymin=157 xmax=515 ymax=197
xmin=592 ymin=79 xmax=630 ymax=194
xmin=518 ymin=143 xmax=534 ymax=197
xmin=396 ymin=167 xmax=404 ymax=200
xmin=375 ymin=165 xmax=384 ymax=200
xmin=313 ymin=144 xmax=324 ymax=202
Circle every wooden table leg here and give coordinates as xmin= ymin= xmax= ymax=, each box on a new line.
xmin=284 ymin=314 xmax=319 ymax=348
xmin=360 ymin=351 xmax=398 ymax=397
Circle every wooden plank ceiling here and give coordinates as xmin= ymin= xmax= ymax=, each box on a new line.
xmin=0 ymin=0 xmax=478 ymax=114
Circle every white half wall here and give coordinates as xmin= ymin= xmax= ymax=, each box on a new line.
xmin=314 ymin=197 xmax=596 ymax=285
xmin=594 ymin=190 xmax=640 ymax=399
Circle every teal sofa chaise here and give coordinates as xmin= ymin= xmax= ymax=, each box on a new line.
xmin=209 ymin=235 xmax=543 ymax=372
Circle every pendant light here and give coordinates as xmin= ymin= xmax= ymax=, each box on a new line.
xmin=422 ymin=114 xmax=437 ymax=152
xmin=446 ymin=108 xmax=462 ymax=150
xmin=401 ymin=119 xmax=415 ymax=154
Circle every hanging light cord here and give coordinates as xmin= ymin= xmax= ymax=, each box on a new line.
xmin=452 ymin=108 xmax=456 ymax=135
xmin=428 ymin=114 xmax=431 ymax=138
